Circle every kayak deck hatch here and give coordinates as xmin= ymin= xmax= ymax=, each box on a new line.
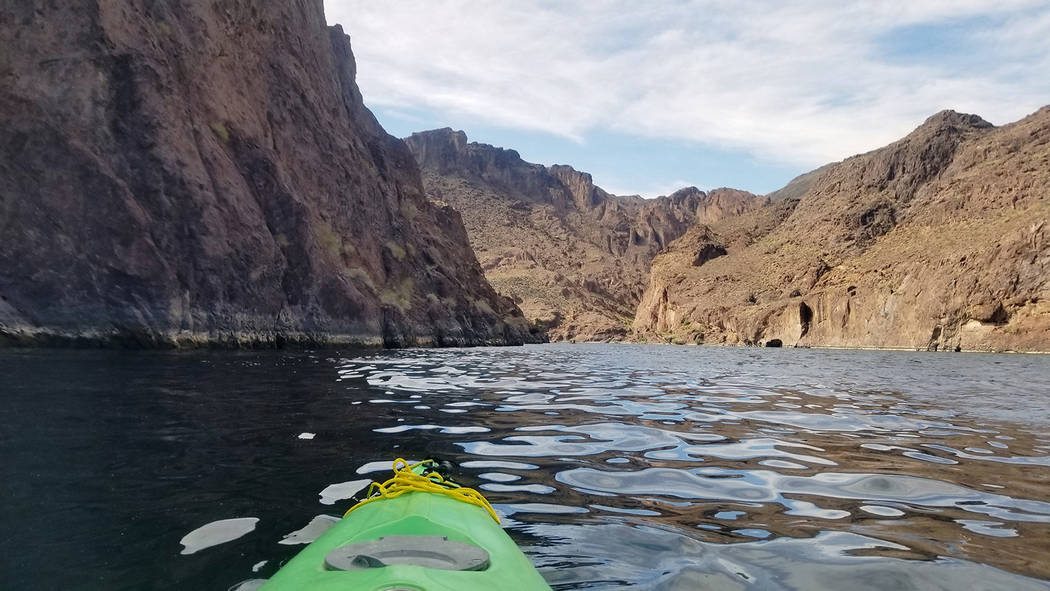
xmin=324 ymin=534 xmax=490 ymax=571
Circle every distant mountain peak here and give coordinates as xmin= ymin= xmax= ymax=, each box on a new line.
xmin=668 ymin=186 xmax=704 ymax=199
xmin=919 ymin=109 xmax=993 ymax=130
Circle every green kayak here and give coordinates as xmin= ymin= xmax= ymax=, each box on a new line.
xmin=259 ymin=459 xmax=552 ymax=591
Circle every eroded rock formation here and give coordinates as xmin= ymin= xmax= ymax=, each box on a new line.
xmin=0 ymin=1 xmax=533 ymax=347
xmin=634 ymin=108 xmax=1050 ymax=352
xmin=404 ymin=129 xmax=762 ymax=341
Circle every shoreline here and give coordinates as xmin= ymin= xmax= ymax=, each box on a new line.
xmin=543 ymin=339 xmax=1050 ymax=355
xmin=0 ymin=328 xmax=537 ymax=351
xmin=2 ymin=331 xmax=1045 ymax=355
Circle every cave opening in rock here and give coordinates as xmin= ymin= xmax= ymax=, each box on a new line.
xmin=799 ymin=301 xmax=813 ymax=337
xmin=988 ymin=302 xmax=1010 ymax=325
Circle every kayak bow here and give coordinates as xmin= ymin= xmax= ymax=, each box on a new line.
xmin=260 ymin=459 xmax=552 ymax=591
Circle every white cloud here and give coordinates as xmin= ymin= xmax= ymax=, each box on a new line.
xmin=325 ymin=0 xmax=1050 ymax=168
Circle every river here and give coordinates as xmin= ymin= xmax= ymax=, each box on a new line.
xmin=2 ymin=344 xmax=1049 ymax=590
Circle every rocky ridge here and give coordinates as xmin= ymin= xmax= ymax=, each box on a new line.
xmin=634 ymin=108 xmax=1050 ymax=352
xmin=766 ymin=163 xmax=835 ymax=203
xmin=0 ymin=1 xmax=533 ymax=347
xmin=404 ymin=129 xmax=762 ymax=341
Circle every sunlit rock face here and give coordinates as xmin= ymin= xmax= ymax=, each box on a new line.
xmin=405 ymin=128 xmax=763 ymax=342
xmin=634 ymin=108 xmax=1050 ymax=352
xmin=0 ymin=1 xmax=533 ymax=348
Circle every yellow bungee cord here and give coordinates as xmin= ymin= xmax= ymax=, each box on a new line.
xmin=344 ymin=458 xmax=501 ymax=524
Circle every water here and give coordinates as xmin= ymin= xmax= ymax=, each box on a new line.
xmin=2 ymin=344 xmax=1050 ymax=590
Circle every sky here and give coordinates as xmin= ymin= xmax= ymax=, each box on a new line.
xmin=324 ymin=1 xmax=1050 ymax=196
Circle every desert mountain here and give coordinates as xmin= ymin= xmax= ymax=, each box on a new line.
xmin=634 ymin=108 xmax=1050 ymax=352
xmin=404 ymin=129 xmax=762 ymax=341
xmin=0 ymin=1 xmax=533 ymax=347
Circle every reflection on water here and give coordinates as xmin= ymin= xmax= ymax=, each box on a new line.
xmin=2 ymin=344 xmax=1050 ymax=590
xmin=179 ymin=518 xmax=259 ymax=555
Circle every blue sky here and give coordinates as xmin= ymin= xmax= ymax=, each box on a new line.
xmin=326 ymin=1 xmax=1050 ymax=197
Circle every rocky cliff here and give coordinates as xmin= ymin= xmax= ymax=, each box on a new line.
xmin=0 ymin=1 xmax=533 ymax=347
xmin=634 ymin=108 xmax=1050 ymax=352
xmin=404 ymin=129 xmax=762 ymax=341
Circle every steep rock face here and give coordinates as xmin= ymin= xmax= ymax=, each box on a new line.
xmin=0 ymin=1 xmax=533 ymax=347
xmin=404 ymin=129 xmax=763 ymax=341
xmin=634 ymin=108 xmax=1050 ymax=352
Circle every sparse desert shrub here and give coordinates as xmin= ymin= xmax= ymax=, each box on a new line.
xmin=210 ymin=121 xmax=230 ymax=143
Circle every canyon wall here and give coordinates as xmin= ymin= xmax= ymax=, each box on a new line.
xmin=405 ymin=129 xmax=762 ymax=341
xmin=0 ymin=0 xmax=534 ymax=347
xmin=634 ymin=109 xmax=1050 ymax=352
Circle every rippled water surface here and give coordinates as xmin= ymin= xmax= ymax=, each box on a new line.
xmin=3 ymin=344 xmax=1050 ymax=590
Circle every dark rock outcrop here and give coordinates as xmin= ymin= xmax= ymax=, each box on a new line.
xmin=404 ymin=129 xmax=763 ymax=341
xmin=692 ymin=242 xmax=728 ymax=267
xmin=0 ymin=1 xmax=533 ymax=347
